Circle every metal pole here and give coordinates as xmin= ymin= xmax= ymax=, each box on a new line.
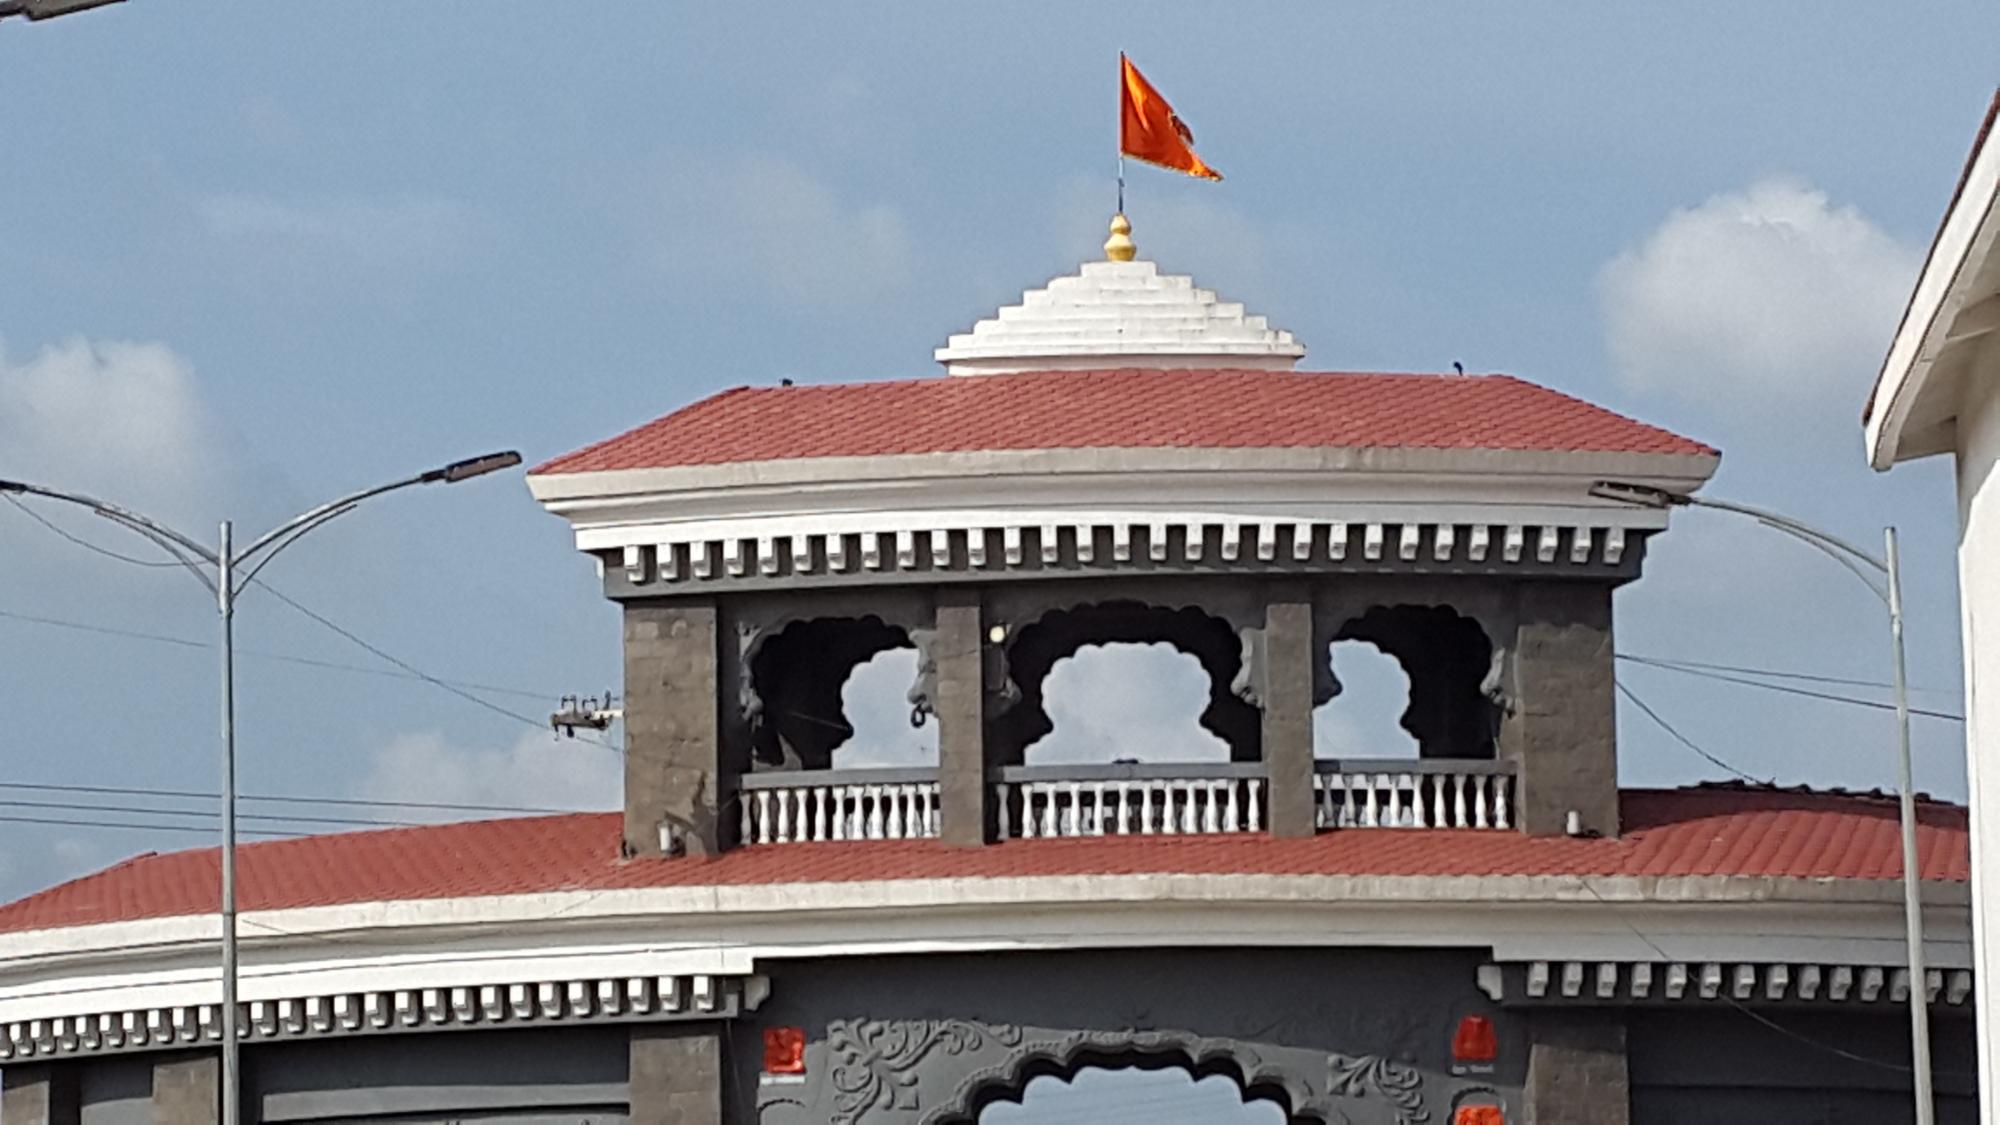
xmin=218 ymin=520 xmax=240 ymax=1125
xmin=1888 ymin=526 xmax=1935 ymax=1123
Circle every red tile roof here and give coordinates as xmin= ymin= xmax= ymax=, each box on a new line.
xmin=0 ymin=789 xmax=1963 ymax=936
xmin=531 ymin=369 xmax=1716 ymax=475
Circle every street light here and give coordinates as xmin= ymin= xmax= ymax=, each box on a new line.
xmin=0 ymin=449 xmax=522 ymax=1125
xmin=1592 ymin=479 xmax=1935 ymax=1124
xmin=0 ymin=0 xmax=125 ymax=22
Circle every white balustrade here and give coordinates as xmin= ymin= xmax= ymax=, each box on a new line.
xmin=739 ymin=778 xmax=940 ymax=844
xmin=999 ymin=774 xmax=1265 ymax=839
xmin=1312 ymin=766 xmax=1513 ymax=830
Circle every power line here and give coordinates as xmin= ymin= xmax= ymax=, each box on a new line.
xmin=0 ymin=780 xmax=573 ymax=817
xmin=3 ymin=494 xmax=182 ymax=568
xmin=6 ymin=505 xmax=620 ymax=750
xmin=0 ymin=796 xmax=428 ymax=831
xmin=1569 ymin=876 xmax=1965 ymax=1079
xmin=0 ymin=606 xmax=554 ymax=702
xmin=0 ymin=813 xmax=301 ymax=840
xmin=245 ymin=579 xmax=621 ymax=754
xmin=1615 ymin=679 xmax=1768 ymax=784
xmin=1620 ymin=656 xmax=1965 ymax=722
xmin=1621 ymin=652 xmax=1955 ymax=696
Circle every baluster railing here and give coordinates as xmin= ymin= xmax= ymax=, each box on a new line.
xmin=1311 ymin=761 xmax=1517 ymax=831
xmin=737 ymin=770 xmax=941 ymax=844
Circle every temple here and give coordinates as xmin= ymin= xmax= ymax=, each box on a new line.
xmin=0 ymin=218 xmax=1979 ymax=1124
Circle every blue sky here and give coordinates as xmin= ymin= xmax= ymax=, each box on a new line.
xmin=0 ymin=1 xmax=1994 ymax=935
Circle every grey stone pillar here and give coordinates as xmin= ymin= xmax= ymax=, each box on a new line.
xmin=1508 ymin=582 xmax=1619 ymax=837
xmin=2 ymin=1063 xmax=78 ymax=1125
xmin=1262 ymin=583 xmax=1317 ymax=838
xmin=1525 ymin=1010 xmax=1629 ymax=1125
xmin=936 ymin=588 xmax=991 ymax=846
xmin=152 ymin=1052 xmax=219 ymax=1125
xmin=625 ymin=600 xmax=724 ymax=858
xmin=629 ymin=1023 xmax=725 ymax=1125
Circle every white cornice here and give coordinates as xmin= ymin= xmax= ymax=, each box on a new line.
xmin=0 ymin=872 xmax=1969 ymax=1029
xmin=527 ymin=446 xmax=1718 ymax=565
xmin=1868 ymin=111 xmax=2000 ymax=469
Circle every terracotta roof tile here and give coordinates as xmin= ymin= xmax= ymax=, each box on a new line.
xmin=531 ymin=369 xmax=1716 ymax=475
xmin=0 ymin=789 xmax=1962 ymax=935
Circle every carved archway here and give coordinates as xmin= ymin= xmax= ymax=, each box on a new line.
xmin=1328 ymin=605 xmax=1501 ymax=760
xmin=743 ymin=616 xmax=919 ymax=769
xmin=942 ymin=1034 xmax=1321 ymax=1124
xmin=989 ymin=601 xmax=1261 ymax=764
xmin=767 ymin=1018 xmax=1454 ymax=1125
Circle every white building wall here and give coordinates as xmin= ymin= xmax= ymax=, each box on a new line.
xmin=1959 ymin=363 xmax=2000 ymax=1111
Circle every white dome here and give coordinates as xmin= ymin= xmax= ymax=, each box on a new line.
xmin=934 ymin=252 xmax=1305 ymax=376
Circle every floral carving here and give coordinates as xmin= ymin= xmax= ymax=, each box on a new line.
xmin=827 ymin=1019 xmax=1022 ymax=1123
xmin=1327 ymin=1053 xmax=1430 ymax=1125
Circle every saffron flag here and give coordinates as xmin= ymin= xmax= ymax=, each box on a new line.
xmin=1119 ymin=53 xmax=1222 ymax=181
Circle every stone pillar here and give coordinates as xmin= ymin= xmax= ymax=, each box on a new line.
xmin=1525 ymin=1010 xmax=1629 ymax=1125
xmin=2 ymin=1064 xmax=79 ymax=1125
xmin=1262 ymin=583 xmax=1317 ymax=838
xmin=152 ymin=1052 xmax=220 ymax=1125
xmin=629 ymin=1023 xmax=725 ymax=1125
xmin=625 ymin=600 xmax=724 ymax=858
xmin=936 ymin=588 xmax=991 ymax=846
xmin=1508 ymin=582 xmax=1619 ymax=837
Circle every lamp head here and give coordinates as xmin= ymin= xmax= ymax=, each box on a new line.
xmin=423 ymin=451 xmax=523 ymax=485
xmin=1588 ymin=480 xmax=1685 ymax=509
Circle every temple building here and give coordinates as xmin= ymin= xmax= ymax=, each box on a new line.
xmin=0 ymin=218 xmax=1981 ymax=1124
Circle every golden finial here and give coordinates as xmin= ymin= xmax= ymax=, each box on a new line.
xmin=1104 ymin=213 xmax=1136 ymax=262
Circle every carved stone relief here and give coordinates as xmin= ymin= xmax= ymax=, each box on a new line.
xmin=758 ymin=1020 xmax=1468 ymax=1125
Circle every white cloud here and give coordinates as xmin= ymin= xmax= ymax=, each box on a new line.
xmin=1027 ymin=643 xmax=1230 ymax=765
xmin=359 ymin=730 xmax=620 ymax=821
xmin=0 ymin=336 xmax=224 ymax=529
xmin=1313 ymin=641 xmax=1420 ymax=759
xmin=194 ymin=193 xmax=476 ymax=287
xmin=641 ymin=152 xmax=914 ymax=311
xmin=832 ymin=648 xmax=937 ymax=768
xmin=1598 ymin=178 xmax=1920 ymax=419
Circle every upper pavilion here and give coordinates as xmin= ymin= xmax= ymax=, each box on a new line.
xmin=0 ymin=214 xmax=1974 ymax=1125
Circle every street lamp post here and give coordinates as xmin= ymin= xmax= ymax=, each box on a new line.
xmin=1592 ymin=480 xmax=1935 ymax=1125
xmin=0 ymin=449 xmax=522 ymax=1125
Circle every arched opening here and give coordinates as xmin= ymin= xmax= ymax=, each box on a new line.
xmin=832 ymin=646 xmax=939 ymax=768
xmin=745 ymin=616 xmax=919 ymax=769
xmin=993 ymin=601 xmax=1259 ymax=764
xmin=1313 ymin=640 xmax=1421 ymax=758
xmin=1026 ymin=643 xmax=1231 ymax=765
xmin=978 ymin=1065 xmax=1287 ymax=1124
xmin=1318 ymin=605 xmax=1499 ymax=760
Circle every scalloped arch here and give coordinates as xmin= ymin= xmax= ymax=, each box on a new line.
xmin=923 ymin=1029 xmax=1334 ymax=1125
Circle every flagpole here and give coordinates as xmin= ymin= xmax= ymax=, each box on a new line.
xmin=1118 ymin=155 xmax=1126 ymax=214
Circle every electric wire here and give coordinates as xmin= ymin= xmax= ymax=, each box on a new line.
xmin=1615 ymin=679 xmax=1768 ymax=783
xmin=1619 ymin=655 xmax=1965 ymax=722
xmin=0 ymin=780 xmax=573 ymax=816
xmin=244 ymin=578 xmax=620 ymax=753
xmin=0 ymin=797 xmax=428 ymax=831
xmin=0 ymin=814 xmax=301 ymax=839
xmin=5 ymin=503 xmax=620 ymax=749
xmin=1570 ymin=877 xmax=1968 ymax=1080
xmin=3 ymin=494 xmax=183 ymax=568
xmin=0 ymin=606 xmax=554 ymax=702
xmin=1620 ymin=652 xmax=1954 ymax=695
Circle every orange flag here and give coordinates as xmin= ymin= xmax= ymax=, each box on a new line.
xmin=1119 ymin=53 xmax=1222 ymax=181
